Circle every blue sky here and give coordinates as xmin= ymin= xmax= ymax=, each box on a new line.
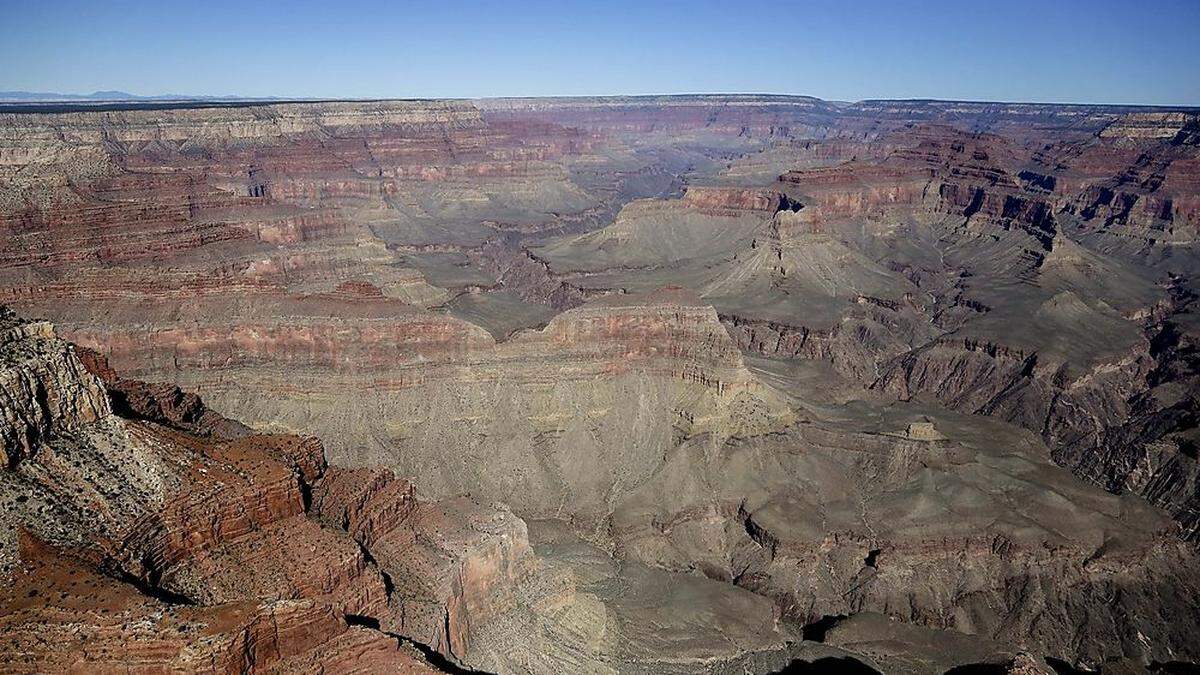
xmin=2 ymin=0 xmax=1197 ymax=104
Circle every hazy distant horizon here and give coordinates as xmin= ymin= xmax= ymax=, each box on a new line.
xmin=2 ymin=0 xmax=1198 ymax=107
xmin=2 ymin=89 xmax=1198 ymax=110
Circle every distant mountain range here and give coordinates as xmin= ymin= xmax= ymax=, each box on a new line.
xmin=0 ymin=90 xmax=273 ymax=102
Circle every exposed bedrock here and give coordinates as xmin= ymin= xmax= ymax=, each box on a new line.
xmin=868 ymin=282 xmax=1200 ymax=541
xmin=0 ymin=311 xmax=433 ymax=672
xmin=1067 ymin=112 xmax=1200 ymax=239
xmin=2 ymin=539 xmax=439 ymax=674
xmin=775 ymin=125 xmax=1057 ymax=246
xmin=601 ymin=411 xmax=1200 ymax=668
xmin=709 ymin=121 xmax=1200 ymax=544
xmin=12 ymin=304 xmax=1196 ymax=670
xmin=0 ymin=307 xmax=110 ymax=462
xmin=472 ymin=237 xmax=612 ymax=312
xmin=0 ymin=307 xmax=812 ymax=673
xmin=71 ymin=289 xmax=797 ymax=523
xmin=727 ymin=293 xmax=1200 ymax=544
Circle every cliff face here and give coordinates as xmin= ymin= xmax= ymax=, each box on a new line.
xmin=0 ymin=309 xmax=109 ymax=467
xmin=5 ymin=276 xmax=797 ymax=526
xmin=0 ymin=309 xmax=422 ymax=671
xmin=0 ymin=99 xmax=581 ymax=276
xmin=1065 ymin=113 xmax=1200 ymax=241
xmin=2 ymin=541 xmax=439 ymax=674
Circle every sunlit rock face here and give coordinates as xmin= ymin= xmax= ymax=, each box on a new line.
xmin=2 ymin=96 xmax=1199 ymax=672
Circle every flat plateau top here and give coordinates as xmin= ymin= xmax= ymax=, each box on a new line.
xmin=1 ymin=94 xmax=1196 ymax=115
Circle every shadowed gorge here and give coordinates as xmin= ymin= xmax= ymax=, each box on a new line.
xmin=1 ymin=92 xmax=1199 ymax=673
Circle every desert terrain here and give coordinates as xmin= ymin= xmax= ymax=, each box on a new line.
xmin=1 ymin=95 xmax=1198 ymax=673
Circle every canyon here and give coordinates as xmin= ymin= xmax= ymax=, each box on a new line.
xmin=1 ymin=95 xmax=1198 ymax=673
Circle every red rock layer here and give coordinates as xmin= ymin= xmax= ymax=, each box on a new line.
xmin=1 ymin=536 xmax=434 ymax=674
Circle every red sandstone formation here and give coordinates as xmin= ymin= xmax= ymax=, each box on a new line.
xmin=2 ymin=535 xmax=436 ymax=674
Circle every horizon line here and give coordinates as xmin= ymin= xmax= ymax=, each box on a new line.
xmin=2 ymin=90 xmax=1198 ymax=111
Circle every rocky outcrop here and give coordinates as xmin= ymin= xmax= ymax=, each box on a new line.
xmin=868 ymin=280 xmax=1200 ymax=541
xmin=0 ymin=536 xmax=438 ymax=674
xmin=0 ymin=308 xmax=108 ymax=467
xmin=39 ymin=288 xmax=794 ymax=525
xmin=0 ymin=309 xmax=437 ymax=670
xmin=709 ymin=120 xmax=1200 ymax=545
xmin=1064 ymin=114 xmax=1200 ymax=240
xmin=472 ymin=237 xmax=609 ymax=311
xmin=721 ymin=304 xmax=936 ymax=384
xmin=778 ymin=125 xmax=1055 ymax=240
xmin=680 ymin=186 xmax=796 ymax=214
xmin=76 ymin=346 xmax=251 ymax=439
xmin=312 ymin=468 xmax=536 ymax=662
xmin=1099 ymin=112 xmax=1199 ymax=140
